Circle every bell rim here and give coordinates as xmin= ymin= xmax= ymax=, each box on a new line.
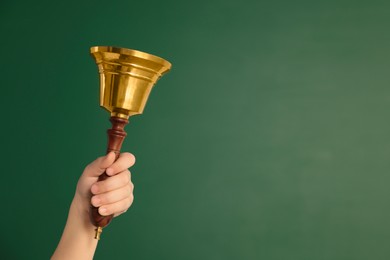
xmin=90 ymin=46 xmax=172 ymax=71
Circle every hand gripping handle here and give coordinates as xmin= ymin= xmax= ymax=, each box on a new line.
xmin=91 ymin=117 xmax=128 ymax=239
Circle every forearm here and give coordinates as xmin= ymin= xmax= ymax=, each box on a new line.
xmin=51 ymin=196 xmax=98 ymax=260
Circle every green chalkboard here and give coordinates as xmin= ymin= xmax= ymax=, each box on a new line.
xmin=2 ymin=0 xmax=390 ymax=259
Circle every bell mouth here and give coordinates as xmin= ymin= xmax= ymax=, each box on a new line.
xmin=90 ymin=46 xmax=172 ymax=76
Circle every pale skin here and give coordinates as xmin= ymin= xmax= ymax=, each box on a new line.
xmin=51 ymin=152 xmax=135 ymax=260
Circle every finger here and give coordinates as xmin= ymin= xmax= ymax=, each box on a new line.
xmin=91 ymin=184 xmax=133 ymax=207
xmin=83 ymin=152 xmax=116 ymax=178
xmin=91 ymin=170 xmax=132 ymax=194
xmin=98 ymin=196 xmax=134 ymax=216
xmin=106 ymin=152 xmax=136 ymax=176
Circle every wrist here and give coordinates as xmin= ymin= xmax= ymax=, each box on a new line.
xmin=51 ymin=195 xmax=98 ymax=260
xmin=71 ymin=193 xmax=95 ymax=231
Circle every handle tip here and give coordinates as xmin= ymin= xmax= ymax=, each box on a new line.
xmin=95 ymin=226 xmax=103 ymax=240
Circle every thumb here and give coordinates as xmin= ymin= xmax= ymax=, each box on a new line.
xmin=83 ymin=152 xmax=116 ymax=178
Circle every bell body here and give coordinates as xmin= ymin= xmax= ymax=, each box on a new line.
xmin=90 ymin=46 xmax=172 ymax=118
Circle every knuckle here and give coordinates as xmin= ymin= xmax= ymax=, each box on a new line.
xmin=123 ymin=152 xmax=136 ymax=165
xmin=127 ymin=195 xmax=134 ymax=207
xmin=84 ymin=163 xmax=92 ymax=173
xmin=126 ymin=184 xmax=133 ymax=196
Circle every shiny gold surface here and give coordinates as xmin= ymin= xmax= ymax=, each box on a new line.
xmin=95 ymin=227 xmax=102 ymax=240
xmin=90 ymin=46 xmax=172 ymax=118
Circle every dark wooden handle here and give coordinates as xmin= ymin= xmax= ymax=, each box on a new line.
xmin=90 ymin=116 xmax=129 ymax=232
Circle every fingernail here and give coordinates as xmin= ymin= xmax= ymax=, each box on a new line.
xmin=91 ymin=185 xmax=99 ymax=194
xmin=99 ymin=207 xmax=107 ymax=214
xmin=92 ymin=196 xmax=101 ymax=206
xmin=106 ymin=168 xmax=113 ymax=175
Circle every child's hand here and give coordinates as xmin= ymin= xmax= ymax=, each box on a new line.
xmin=52 ymin=152 xmax=136 ymax=259
xmin=74 ymin=152 xmax=136 ymax=223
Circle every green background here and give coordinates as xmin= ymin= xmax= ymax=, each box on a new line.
xmin=2 ymin=0 xmax=390 ymax=259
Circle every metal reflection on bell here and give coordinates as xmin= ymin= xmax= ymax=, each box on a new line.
xmin=90 ymin=46 xmax=172 ymax=119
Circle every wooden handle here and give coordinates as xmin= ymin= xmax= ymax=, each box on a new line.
xmin=90 ymin=116 xmax=129 ymax=239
